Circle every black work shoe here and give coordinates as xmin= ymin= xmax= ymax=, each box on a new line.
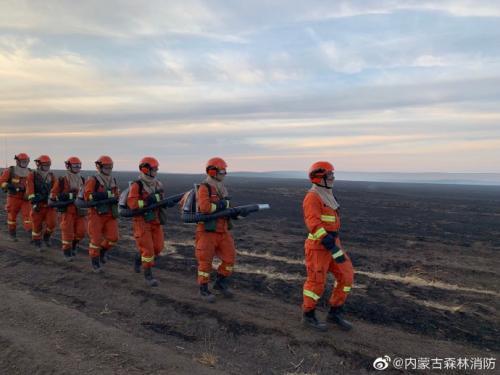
xmin=134 ymin=253 xmax=142 ymax=273
xmin=144 ymin=267 xmax=159 ymax=287
xmin=199 ymin=283 xmax=216 ymax=303
xmin=213 ymin=274 xmax=234 ymax=298
xmin=33 ymin=239 xmax=43 ymax=252
xmin=63 ymin=249 xmax=73 ymax=262
xmin=91 ymin=256 xmax=102 ymax=273
xmin=302 ymin=309 xmax=327 ymax=332
xmin=43 ymin=232 xmax=52 ymax=247
xmin=326 ymin=305 xmax=353 ymax=331
xmin=71 ymin=240 xmax=79 ymax=256
xmin=99 ymin=248 xmax=107 ymax=265
xmin=8 ymin=230 xmax=18 ymax=242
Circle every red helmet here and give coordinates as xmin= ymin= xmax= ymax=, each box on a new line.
xmin=206 ymin=157 xmax=227 ymax=177
xmin=14 ymin=153 xmax=30 ymax=162
xmin=309 ymin=161 xmax=334 ymax=184
xmin=139 ymin=157 xmax=159 ymax=174
xmin=35 ymin=155 xmax=51 ymax=166
xmin=65 ymin=156 xmax=82 ymax=169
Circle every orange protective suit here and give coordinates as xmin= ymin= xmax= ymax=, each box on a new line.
xmin=0 ymin=166 xmax=32 ymax=233
xmin=26 ymin=170 xmax=57 ymax=241
xmin=195 ymin=182 xmax=235 ymax=285
xmin=302 ymin=191 xmax=354 ymax=312
xmin=127 ymin=180 xmax=164 ymax=268
xmin=83 ymin=176 xmax=120 ymax=258
xmin=50 ymin=175 xmax=86 ymax=251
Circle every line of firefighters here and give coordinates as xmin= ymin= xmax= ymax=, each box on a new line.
xmin=1 ymin=154 xmax=354 ymax=332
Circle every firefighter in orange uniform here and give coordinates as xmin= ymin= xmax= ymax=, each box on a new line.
xmin=302 ymin=161 xmax=354 ymax=331
xmin=127 ymin=157 xmax=164 ymax=287
xmin=50 ymin=157 xmax=87 ymax=260
xmin=0 ymin=153 xmax=32 ymax=240
xmin=195 ymin=157 xmax=238 ymax=302
xmin=26 ymin=155 xmax=57 ymax=250
xmin=83 ymin=156 xmax=120 ymax=272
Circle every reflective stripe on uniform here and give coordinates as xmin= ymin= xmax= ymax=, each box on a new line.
xmin=108 ymin=241 xmax=116 ymax=245
xmin=343 ymin=286 xmax=352 ymax=293
xmin=28 ymin=194 xmax=35 ymax=200
xmin=320 ymin=214 xmax=336 ymax=222
xmin=303 ymin=289 xmax=320 ymax=301
xmin=89 ymin=243 xmax=100 ymax=249
xmin=138 ymin=200 xmax=144 ymax=208
xmin=210 ymin=203 xmax=217 ymax=213
xmin=62 ymin=240 xmax=72 ymax=245
xmin=141 ymin=255 xmax=155 ymax=263
xmin=198 ymin=271 xmax=210 ymax=277
xmin=224 ymin=265 xmax=234 ymax=272
xmin=7 ymin=220 xmax=16 ymax=225
xmin=32 ymin=231 xmax=41 ymax=236
xmin=24 ymin=220 xmax=31 ymax=224
xmin=307 ymin=227 xmax=327 ymax=240
xmin=332 ymin=249 xmax=344 ymax=259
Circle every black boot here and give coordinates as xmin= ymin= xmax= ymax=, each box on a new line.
xmin=326 ymin=305 xmax=353 ymax=331
xmin=33 ymin=239 xmax=43 ymax=252
xmin=99 ymin=248 xmax=107 ymax=265
xmin=199 ymin=283 xmax=216 ymax=303
xmin=43 ymin=232 xmax=52 ymax=247
xmin=302 ymin=309 xmax=327 ymax=332
xmin=71 ymin=240 xmax=79 ymax=256
xmin=8 ymin=230 xmax=18 ymax=242
xmin=91 ymin=256 xmax=102 ymax=273
xmin=213 ymin=274 xmax=233 ymax=298
xmin=63 ymin=249 xmax=73 ymax=262
xmin=134 ymin=253 xmax=142 ymax=273
xmin=144 ymin=267 xmax=159 ymax=287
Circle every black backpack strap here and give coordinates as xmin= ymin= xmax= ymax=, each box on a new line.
xmin=93 ymin=176 xmax=100 ymax=191
xmin=58 ymin=176 xmax=65 ymax=192
xmin=133 ymin=180 xmax=144 ymax=196
xmin=8 ymin=166 xmax=14 ymax=184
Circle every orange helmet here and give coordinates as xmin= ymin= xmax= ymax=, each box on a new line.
xmin=65 ymin=156 xmax=82 ymax=169
xmin=309 ymin=161 xmax=334 ymax=184
xmin=35 ymin=155 xmax=51 ymax=166
xmin=139 ymin=157 xmax=159 ymax=174
xmin=206 ymin=157 xmax=227 ymax=177
xmin=14 ymin=153 xmax=30 ymax=162
xmin=96 ymin=155 xmax=113 ymax=167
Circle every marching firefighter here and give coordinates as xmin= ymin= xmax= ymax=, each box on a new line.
xmin=0 ymin=153 xmax=32 ymax=240
xmin=127 ymin=157 xmax=165 ymax=287
xmin=26 ymin=155 xmax=57 ymax=250
xmin=50 ymin=157 xmax=87 ymax=260
xmin=83 ymin=156 xmax=120 ymax=273
xmin=302 ymin=161 xmax=354 ymax=332
xmin=195 ymin=157 xmax=237 ymax=302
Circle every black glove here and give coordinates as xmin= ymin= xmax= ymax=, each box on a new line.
xmin=146 ymin=193 xmax=161 ymax=207
xmin=321 ymin=232 xmax=346 ymax=263
xmin=216 ymin=199 xmax=230 ymax=211
xmin=30 ymin=194 xmax=43 ymax=204
xmin=92 ymin=191 xmax=109 ymax=201
xmin=58 ymin=192 xmax=70 ymax=201
xmin=7 ymin=183 xmax=20 ymax=193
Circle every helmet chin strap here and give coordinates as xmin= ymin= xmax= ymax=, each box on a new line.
xmin=315 ymin=176 xmax=332 ymax=189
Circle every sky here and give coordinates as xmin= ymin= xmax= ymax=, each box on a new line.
xmin=1 ymin=0 xmax=500 ymax=173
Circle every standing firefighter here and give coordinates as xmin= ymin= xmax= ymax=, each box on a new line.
xmin=84 ymin=156 xmax=120 ymax=273
xmin=50 ymin=157 xmax=86 ymax=260
xmin=127 ymin=157 xmax=165 ymax=287
xmin=26 ymin=155 xmax=57 ymax=250
xmin=195 ymin=157 xmax=236 ymax=302
xmin=302 ymin=161 xmax=354 ymax=332
xmin=0 ymin=153 xmax=32 ymax=241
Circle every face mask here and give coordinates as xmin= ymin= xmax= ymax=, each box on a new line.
xmin=101 ymin=166 xmax=113 ymax=175
xmin=40 ymin=165 xmax=51 ymax=172
xmin=18 ymin=160 xmax=29 ymax=168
